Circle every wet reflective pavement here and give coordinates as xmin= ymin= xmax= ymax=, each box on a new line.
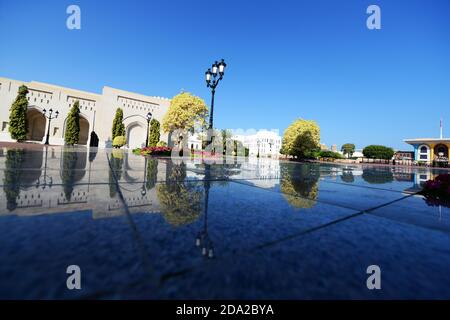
xmin=0 ymin=146 xmax=449 ymax=299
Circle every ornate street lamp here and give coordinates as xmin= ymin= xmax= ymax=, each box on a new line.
xmin=205 ymin=59 xmax=227 ymax=146
xmin=145 ymin=112 xmax=152 ymax=147
xmin=43 ymin=108 xmax=59 ymax=145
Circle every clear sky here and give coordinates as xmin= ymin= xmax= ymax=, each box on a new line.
xmin=1 ymin=0 xmax=449 ymax=150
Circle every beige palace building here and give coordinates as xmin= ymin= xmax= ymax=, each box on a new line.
xmin=0 ymin=77 xmax=170 ymax=148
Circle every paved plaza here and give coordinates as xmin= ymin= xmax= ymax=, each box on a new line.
xmin=0 ymin=145 xmax=449 ymax=299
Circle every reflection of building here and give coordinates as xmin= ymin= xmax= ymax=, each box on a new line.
xmin=0 ymin=77 xmax=170 ymax=148
xmin=404 ymin=138 xmax=450 ymax=164
xmin=0 ymin=148 xmax=167 ymax=217
xmin=233 ymin=130 xmax=281 ymax=158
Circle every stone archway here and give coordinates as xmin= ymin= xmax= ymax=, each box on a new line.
xmin=126 ymin=122 xmax=146 ymax=149
xmin=434 ymin=144 xmax=448 ymax=159
xmin=26 ymin=108 xmax=46 ymax=142
xmin=79 ymin=117 xmax=89 ymax=145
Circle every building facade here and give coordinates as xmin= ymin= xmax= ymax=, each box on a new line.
xmin=404 ymin=138 xmax=450 ymax=164
xmin=233 ymin=130 xmax=282 ymax=158
xmin=0 ymin=77 xmax=170 ymax=148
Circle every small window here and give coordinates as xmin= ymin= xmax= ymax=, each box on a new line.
xmin=2 ymin=121 xmax=8 ymax=131
xmin=420 ymin=155 xmax=428 ymax=160
xmin=420 ymin=146 xmax=428 ymax=153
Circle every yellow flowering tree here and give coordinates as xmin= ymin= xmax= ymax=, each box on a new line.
xmin=162 ymin=92 xmax=208 ymax=133
xmin=281 ymin=119 xmax=320 ymax=158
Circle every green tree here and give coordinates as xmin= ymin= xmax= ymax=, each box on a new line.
xmin=341 ymin=143 xmax=356 ymax=158
xmin=64 ymin=101 xmax=81 ymax=145
xmin=148 ymin=119 xmax=160 ymax=147
xmin=8 ymin=85 xmax=29 ymax=141
xmin=162 ymin=92 xmax=208 ymax=133
xmin=280 ymin=119 xmax=320 ymax=159
xmin=111 ymin=108 xmax=125 ymax=139
xmin=363 ymin=145 xmax=394 ymax=160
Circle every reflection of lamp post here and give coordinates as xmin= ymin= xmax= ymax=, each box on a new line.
xmin=43 ymin=108 xmax=59 ymax=145
xmin=35 ymin=146 xmax=53 ymax=189
xmin=257 ymin=139 xmax=260 ymax=158
xmin=141 ymin=156 xmax=148 ymax=196
xmin=195 ymin=164 xmax=214 ymax=258
xmin=145 ymin=112 xmax=152 ymax=147
xmin=205 ymin=59 xmax=227 ymax=149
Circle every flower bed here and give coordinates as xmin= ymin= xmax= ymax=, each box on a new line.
xmin=422 ymin=173 xmax=450 ymax=198
xmin=133 ymin=146 xmax=172 ymax=156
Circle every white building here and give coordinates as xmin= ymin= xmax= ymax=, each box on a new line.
xmin=233 ymin=130 xmax=282 ymax=158
xmin=0 ymin=77 xmax=170 ymax=148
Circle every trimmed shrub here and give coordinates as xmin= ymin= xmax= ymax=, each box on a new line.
xmin=64 ymin=101 xmax=80 ymax=145
xmin=148 ymin=119 xmax=160 ymax=147
xmin=112 ymin=135 xmax=126 ymax=148
xmin=319 ymin=150 xmax=343 ymax=159
xmin=9 ymin=85 xmax=29 ymax=141
xmin=111 ymin=108 xmax=125 ymax=139
xmin=363 ymin=145 xmax=394 ymax=160
xmin=156 ymin=141 xmax=167 ymax=147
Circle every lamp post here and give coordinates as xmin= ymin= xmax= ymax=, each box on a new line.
xmin=205 ymin=59 xmax=227 ymax=147
xmin=43 ymin=108 xmax=59 ymax=145
xmin=145 ymin=112 xmax=152 ymax=147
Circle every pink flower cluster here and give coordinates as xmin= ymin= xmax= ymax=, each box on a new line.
xmin=140 ymin=146 xmax=172 ymax=156
xmin=423 ymin=174 xmax=450 ymax=196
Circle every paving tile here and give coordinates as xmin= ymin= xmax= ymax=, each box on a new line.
xmin=127 ymin=213 xmax=450 ymax=299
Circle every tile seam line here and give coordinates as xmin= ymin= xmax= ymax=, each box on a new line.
xmin=254 ymin=192 xmax=420 ymax=250
xmin=106 ymin=152 xmax=157 ymax=282
xmin=158 ymin=193 xmax=421 ymax=283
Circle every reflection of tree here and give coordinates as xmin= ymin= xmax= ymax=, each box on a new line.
xmin=157 ymin=162 xmax=203 ymax=226
xmin=61 ymin=149 xmax=79 ymax=200
xmin=3 ymin=149 xmax=25 ymax=211
xmin=340 ymin=171 xmax=355 ymax=183
xmin=109 ymin=149 xmax=124 ymax=197
xmin=280 ymin=163 xmax=319 ymax=209
xmin=362 ymin=168 xmax=393 ymax=184
xmin=146 ymin=158 xmax=158 ymax=190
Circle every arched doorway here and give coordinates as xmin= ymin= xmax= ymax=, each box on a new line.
xmin=434 ymin=144 xmax=448 ymax=159
xmin=79 ymin=117 xmax=89 ymax=145
xmin=126 ymin=122 xmax=146 ymax=149
xmin=26 ymin=108 xmax=46 ymax=142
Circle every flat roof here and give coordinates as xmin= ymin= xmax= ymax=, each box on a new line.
xmin=404 ymin=138 xmax=450 ymax=144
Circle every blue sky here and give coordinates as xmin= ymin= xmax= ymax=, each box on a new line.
xmin=0 ymin=0 xmax=449 ymax=150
